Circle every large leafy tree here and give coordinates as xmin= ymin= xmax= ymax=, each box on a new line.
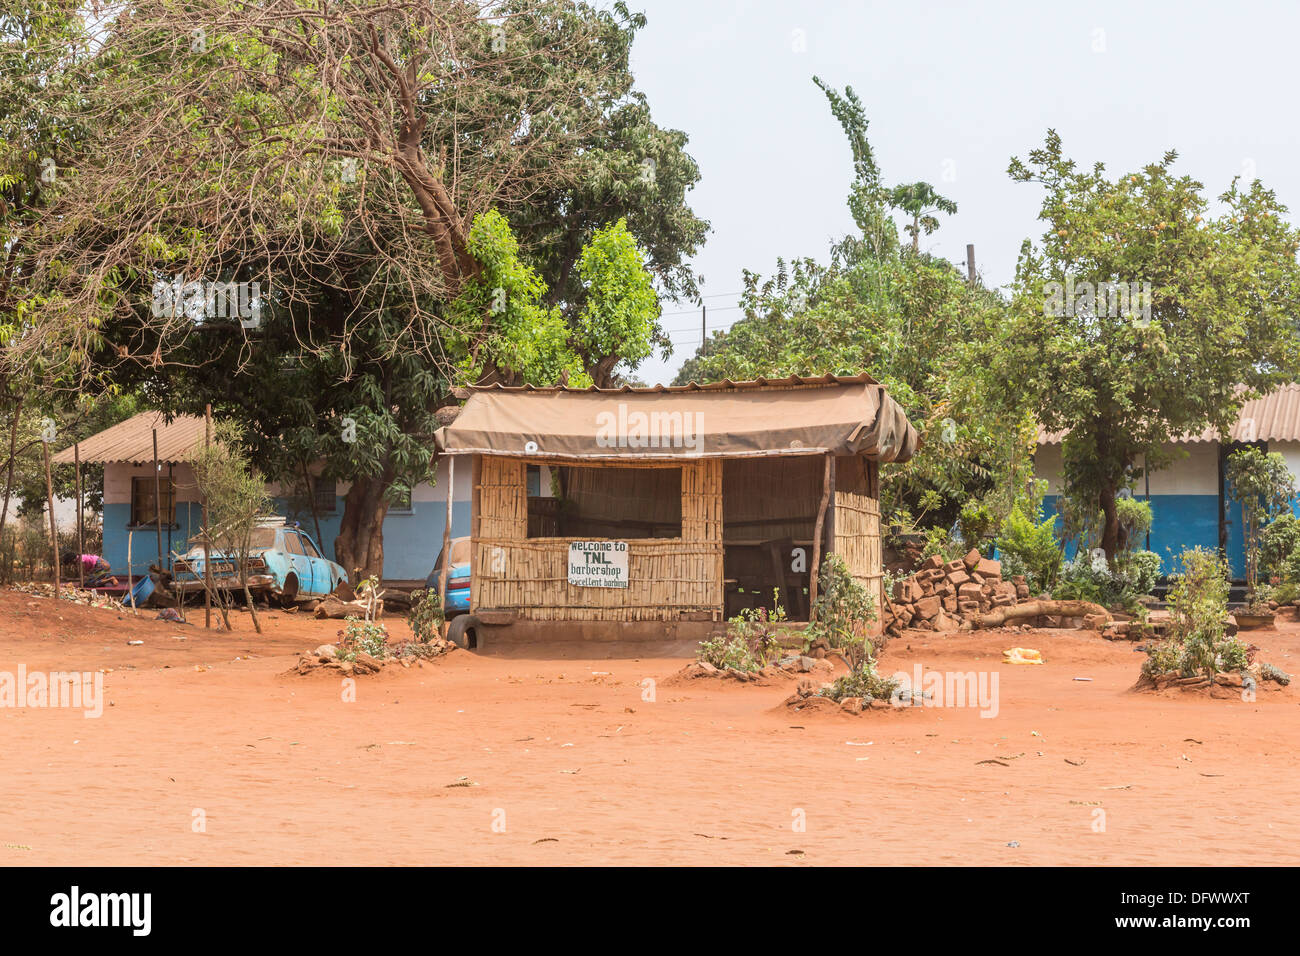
xmin=984 ymin=131 xmax=1300 ymax=562
xmin=7 ymin=1 xmax=690 ymax=579
xmin=678 ymin=79 xmax=1020 ymax=528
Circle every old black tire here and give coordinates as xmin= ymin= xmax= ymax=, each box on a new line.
xmin=447 ymin=614 xmax=479 ymax=650
xmin=279 ymin=572 xmax=299 ymax=608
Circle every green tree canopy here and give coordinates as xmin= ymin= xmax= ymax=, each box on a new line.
xmin=983 ymin=131 xmax=1300 ymax=561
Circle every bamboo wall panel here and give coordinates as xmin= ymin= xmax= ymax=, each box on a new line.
xmin=833 ymin=455 xmax=883 ymax=632
xmin=472 ymin=456 xmax=724 ymax=621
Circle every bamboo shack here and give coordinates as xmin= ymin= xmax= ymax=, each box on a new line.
xmin=433 ymin=374 xmax=918 ymax=646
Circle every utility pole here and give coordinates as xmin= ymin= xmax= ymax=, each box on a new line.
xmin=701 ymin=304 xmax=706 ymax=345
xmin=966 ymin=244 xmax=977 ymax=284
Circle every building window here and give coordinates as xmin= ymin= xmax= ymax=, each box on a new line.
xmin=130 ymin=476 xmax=176 ymax=528
xmin=388 ymin=484 xmax=414 ymax=514
xmin=311 ymin=476 xmax=336 ymax=514
xmin=527 ymin=465 xmax=682 ymax=539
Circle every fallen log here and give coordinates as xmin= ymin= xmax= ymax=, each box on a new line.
xmin=973 ymin=599 xmax=1111 ymax=629
xmin=314 ymin=595 xmax=384 ymax=620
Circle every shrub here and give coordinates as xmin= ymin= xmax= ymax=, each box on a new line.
xmin=957 ymin=500 xmax=995 ymax=550
xmin=808 ymin=553 xmax=877 ymax=665
xmin=337 ymin=616 xmax=389 ymax=661
xmin=1054 ymin=551 xmax=1129 ymax=606
xmin=701 ymin=594 xmax=786 ymax=672
xmin=819 ymin=658 xmax=899 ymax=703
xmin=995 ymin=502 xmax=1062 ymax=594
xmin=1225 ymin=447 xmax=1295 ymax=594
xmin=1118 ymin=549 xmax=1161 ymax=596
xmin=1261 ymin=512 xmax=1300 ymax=582
xmin=407 ymin=588 xmax=445 ymax=643
xmin=919 ymin=526 xmax=965 ymax=564
xmin=1142 ymin=548 xmax=1247 ymax=680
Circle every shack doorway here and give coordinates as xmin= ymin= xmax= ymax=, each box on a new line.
xmin=722 ymin=457 xmax=823 ymax=621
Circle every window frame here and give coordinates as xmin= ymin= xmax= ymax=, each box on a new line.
xmin=129 ymin=475 xmax=178 ymax=530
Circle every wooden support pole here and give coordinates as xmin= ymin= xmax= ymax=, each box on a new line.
xmin=204 ymin=404 xmax=212 ymax=629
xmin=808 ymin=452 xmax=833 ymax=621
xmin=966 ymin=243 xmax=976 ymax=283
xmin=74 ymin=442 xmax=84 ymax=588
xmin=152 ymin=429 xmax=163 ymax=571
xmin=42 ymin=438 xmax=58 ymax=593
xmin=438 ymin=454 xmax=455 ymax=634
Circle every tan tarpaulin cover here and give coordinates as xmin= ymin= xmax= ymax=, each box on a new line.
xmin=435 ymin=376 xmax=918 ymax=462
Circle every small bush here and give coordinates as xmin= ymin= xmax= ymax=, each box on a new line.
xmin=1142 ymin=548 xmax=1247 ymax=681
xmin=337 ymin=616 xmax=389 ymax=661
xmin=808 ymin=553 xmax=877 ymax=666
xmin=957 ymin=500 xmax=994 ymax=550
xmin=1053 ymin=551 xmax=1134 ymax=607
xmin=996 ymin=502 xmax=1062 ymax=594
xmin=407 ymin=588 xmax=444 ymax=643
xmin=700 ymin=595 xmax=786 ymax=672
xmin=1118 ymin=549 xmax=1161 ymax=596
xmin=819 ymin=658 xmax=899 ymax=703
xmin=1260 ymin=513 xmax=1300 ymax=582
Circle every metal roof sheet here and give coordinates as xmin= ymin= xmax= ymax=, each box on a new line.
xmin=50 ymin=411 xmax=206 ymax=465
xmin=1036 ymin=384 xmax=1300 ymax=446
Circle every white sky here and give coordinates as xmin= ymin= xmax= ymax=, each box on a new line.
xmin=627 ymin=0 xmax=1300 ymax=384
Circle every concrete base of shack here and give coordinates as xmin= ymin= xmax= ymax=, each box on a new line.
xmin=462 ymin=616 xmax=723 ymax=654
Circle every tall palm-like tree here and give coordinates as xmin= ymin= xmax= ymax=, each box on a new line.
xmin=887 ymin=182 xmax=958 ymax=252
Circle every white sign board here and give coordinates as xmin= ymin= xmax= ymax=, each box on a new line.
xmin=567 ymin=541 xmax=629 ymax=588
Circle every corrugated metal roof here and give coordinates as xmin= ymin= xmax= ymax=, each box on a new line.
xmin=463 ymin=372 xmax=880 ymax=394
xmin=50 ymin=411 xmax=206 ymax=465
xmin=1037 ymin=384 xmax=1300 ymax=445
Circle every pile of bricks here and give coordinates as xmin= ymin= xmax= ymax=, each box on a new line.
xmin=881 ymin=549 xmax=1032 ymax=637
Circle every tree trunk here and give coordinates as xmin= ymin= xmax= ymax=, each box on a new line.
xmin=1099 ymin=484 xmax=1120 ymax=566
xmin=334 ymin=473 xmax=393 ymax=584
xmin=0 ymin=397 xmax=22 ymax=545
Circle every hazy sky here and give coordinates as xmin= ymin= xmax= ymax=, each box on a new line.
xmin=626 ymin=0 xmax=1300 ymax=384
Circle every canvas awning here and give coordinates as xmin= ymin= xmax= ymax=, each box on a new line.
xmin=434 ymin=374 xmax=918 ymax=462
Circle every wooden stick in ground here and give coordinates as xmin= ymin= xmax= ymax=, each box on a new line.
xmin=240 ymin=552 xmax=262 ymax=635
xmin=808 ymin=452 xmax=833 ymax=621
xmin=172 ymin=548 xmax=231 ymax=630
xmin=126 ymin=529 xmax=136 ymax=614
xmin=438 ymin=455 xmax=455 ymax=636
xmin=74 ymin=442 xmax=84 ymax=588
xmin=203 ymin=404 xmax=211 ymax=629
xmin=42 ymin=438 xmax=58 ymax=594
xmin=152 ymin=428 xmax=163 ymax=571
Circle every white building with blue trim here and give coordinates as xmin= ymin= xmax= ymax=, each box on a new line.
xmin=1034 ymin=385 xmax=1300 ymax=577
xmin=51 ymin=411 xmax=471 ymax=585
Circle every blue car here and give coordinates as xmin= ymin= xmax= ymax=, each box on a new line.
xmin=172 ymin=519 xmax=347 ymax=605
xmin=426 ymin=536 xmax=471 ymax=616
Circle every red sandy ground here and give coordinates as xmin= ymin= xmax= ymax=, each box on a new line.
xmin=1 ymin=587 xmax=1298 ymax=866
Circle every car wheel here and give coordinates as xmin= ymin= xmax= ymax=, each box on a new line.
xmin=280 ymin=572 xmax=299 ymax=608
xmin=447 ymin=614 xmax=479 ymax=650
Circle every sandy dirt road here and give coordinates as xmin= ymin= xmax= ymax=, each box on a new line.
xmin=1 ymin=588 xmax=1297 ymax=865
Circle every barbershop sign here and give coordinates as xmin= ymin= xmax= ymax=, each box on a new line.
xmin=567 ymin=541 xmax=629 ymax=588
